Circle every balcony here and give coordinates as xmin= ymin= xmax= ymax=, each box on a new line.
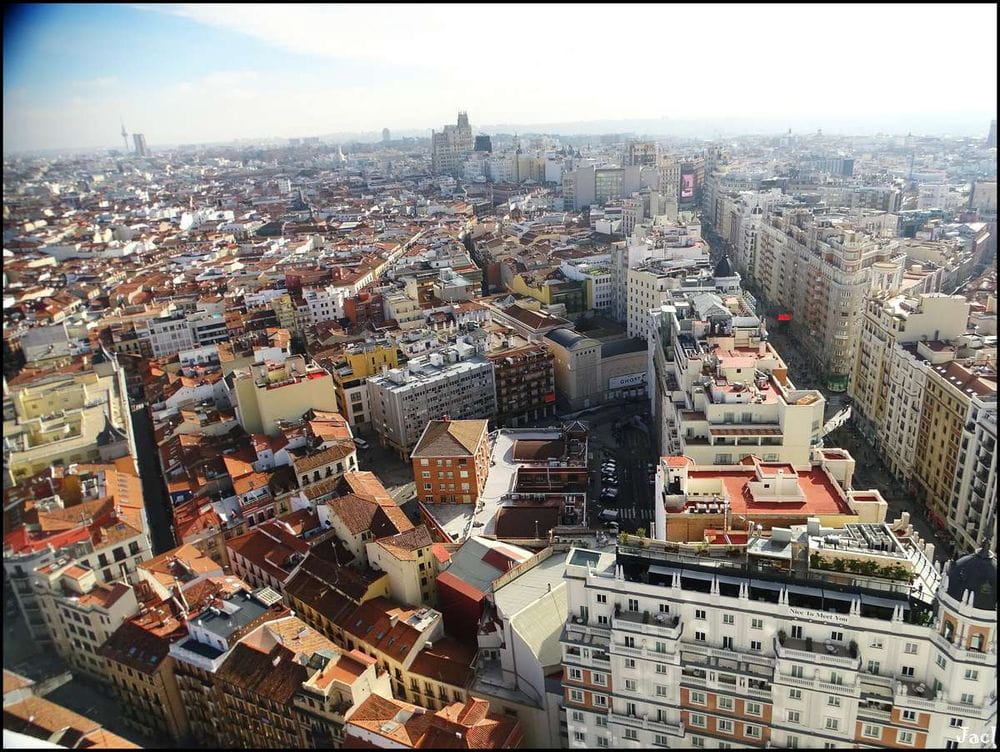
xmin=612 ymin=610 xmax=683 ymax=642
xmin=609 ymin=712 xmax=683 ymax=737
xmin=774 ymin=635 xmax=860 ymax=670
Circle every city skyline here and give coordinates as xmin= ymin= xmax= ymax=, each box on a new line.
xmin=3 ymin=3 xmax=997 ymax=153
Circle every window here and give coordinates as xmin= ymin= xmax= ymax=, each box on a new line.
xmin=596 ymin=716 xmax=608 ymax=728
xmin=593 ymin=694 xmax=607 ymax=707
xmin=623 ymin=729 xmax=638 ymax=741
xmin=592 ymin=673 xmax=606 ymax=686
xmin=745 ymin=725 xmax=761 ymax=738
xmin=624 ymin=658 xmax=636 ymax=669
xmin=717 ymin=696 xmax=734 ymax=711
xmin=787 ymin=710 xmax=801 ymax=724
xmin=571 ymin=710 xmax=584 ymax=722
xmin=654 ymin=734 xmax=669 ymax=746
xmin=898 ymin=730 xmax=914 ymax=745
xmin=690 ymin=691 xmax=706 ymax=705
xmin=659 ymin=603 xmax=670 ymax=613
xmin=870 ymin=636 xmax=883 ymax=649
xmin=695 ymin=609 xmax=706 ymax=619
xmin=573 ymin=731 xmax=586 ymax=742
xmin=569 ymin=689 xmax=584 ymax=703
xmin=960 ymin=693 xmax=974 ymax=705
xmin=791 ymin=665 xmax=804 ymax=679
xmin=656 ymin=685 xmax=668 ymax=697
xmin=723 ymin=614 xmax=734 ymax=625
xmin=746 ymin=702 xmax=762 ymax=716
xmin=596 ymin=738 xmax=609 ymax=748
xmin=722 ymin=636 xmax=734 ymax=650
xmin=689 ymin=713 xmax=706 ymax=728
xmin=862 ymin=724 xmax=880 ymax=738
xmin=788 ymin=688 xmax=802 ymax=700
xmin=830 ymin=631 xmax=843 ymax=642
xmin=949 ymin=718 xmax=963 ymax=728
xmin=625 ymin=679 xmax=637 ymax=692
xmin=597 ymin=594 xmax=607 ymax=604
xmin=904 ymin=641 xmax=918 ymax=654
xmin=655 ymin=663 xmax=667 ymax=674
xmin=964 ymin=669 xmax=979 ymax=681
xmin=568 ymin=668 xmax=582 ymax=681
xmin=717 ymin=719 xmax=734 ymax=734
xmin=900 ymin=666 xmax=915 ymax=677
xmin=828 ymin=695 xmax=842 ymax=708
xmin=751 ymin=618 xmax=763 ymax=629
xmin=628 ymin=598 xmax=639 ymax=611
xmin=830 ymin=672 xmax=844 ymax=686
xmin=750 ymin=640 xmax=762 ymax=652
xmin=825 ymin=718 xmax=839 ymax=731
xmin=694 ymin=631 xmax=706 ymax=642
xmin=791 ymin=626 xmax=803 ymax=639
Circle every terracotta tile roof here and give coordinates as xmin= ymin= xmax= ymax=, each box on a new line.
xmin=98 ymin=597 xmax=187 ymax=673
xmin=4 ymin=696 xmax=140 ymax=748
xmin=411 ymin=419 xmax=488 ymax=458
xmin=373 ymin=526 xmax=434 ymax=561
xmin=408 ymin=637 xmax=476 ymax=688
xmin=3 ymin=669 xmax=34 ymax=695
xmin=327 ymin=493 xmax=413 ymax=538
xmin=226 ymin=522 xmax=309 ymax=583
xmin=340 ymin=471 xmax=395 ymax=503
xmin=291 ymin=440 xmax=357 ymax=472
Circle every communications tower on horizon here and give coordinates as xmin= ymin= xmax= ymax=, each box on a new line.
xmin=120 ymin=119 xmax=129 ymax=153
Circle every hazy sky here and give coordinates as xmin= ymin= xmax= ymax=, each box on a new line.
xmin=3 ymin=3 xmax=997 ymax=152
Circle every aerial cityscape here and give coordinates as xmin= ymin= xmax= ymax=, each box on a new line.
xmin=2 ymin=3 xmax=997 ymax=750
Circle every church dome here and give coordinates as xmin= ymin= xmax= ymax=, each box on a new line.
xmin=713 ymin=256 xmax=734 ymax=278
xmin=946 ymin=544 xmax=997 ymax=611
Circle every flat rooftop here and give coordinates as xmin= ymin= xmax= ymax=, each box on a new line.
xmin=682 ymin=468 xmax=851 ymax=516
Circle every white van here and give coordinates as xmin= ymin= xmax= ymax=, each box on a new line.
xmin=354 ymin=437 xmax=370 ymax=450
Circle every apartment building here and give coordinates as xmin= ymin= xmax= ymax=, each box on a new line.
xmin=648 ymin=279 xmax=826 ymax=464
xmin=230 ymin=355 xmax=338 ymax=436
xmin=850 ymin=292 xmax=971 ymax=478
xmin=99 ymin=595 xmax=192 ymax=742
xmin=561 ymin=530 xmax=996 ymax=750
xmin=366 ymin=526 xmax=440 ymax=607
xmin=3 ymin=458 xmax=151 ymax=647
xmin=951 ymin=403 xmax=997 ymax=554
xmin=754 ymin=208 xmax=915 ymax=391
xmin=913 ymin=359 xmax=997 ymax=546
xmin=410 ymin=418 xmax=490 ymax=504
xmin=326 ymin=337 xmax=399 ymax=427
xmin=366 ymin=345 xmax=497 ymax=457
xmin=486 ymin=343 xmax=556 ymax=427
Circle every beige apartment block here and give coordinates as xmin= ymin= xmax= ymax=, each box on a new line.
xmin=231 ymin=354 xmax=338 ymax=436
xmin=851 ymin=292 xmax=971 ymax=479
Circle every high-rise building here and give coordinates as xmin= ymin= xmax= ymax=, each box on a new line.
xmin=431 ymin=111 xmax=474 ymax=174
xmin=987 ymin=119 xmax=997 ymax=149
xmin=410 ymin=418 xmax=491 ymax=504
xmin=624 ymin=139 xmax=657 ymax=167
xmin=132 ymin=133 xmax=148 ymax=156
xmin=474 ymin=134 xmax=493 ymax=153
xmin=382 ymin=127 xmax=391 ymax=143
xmin=561 ymin=534 xmax=998 ymax=750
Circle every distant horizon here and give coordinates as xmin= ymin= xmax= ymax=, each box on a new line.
xmin=4 ymin=114 xmax=996 ymax=158
xmin=4 ymin=3 xmax=996 ymax=153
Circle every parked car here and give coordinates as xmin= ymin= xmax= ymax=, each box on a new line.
xmin=354 ymin=437 xmax=371 ymax=450
xmin=598 ymin=508 xmax=619 ymax=521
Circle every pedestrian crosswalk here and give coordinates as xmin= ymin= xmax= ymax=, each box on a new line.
xmin=617 ymin=507 xmax=653 ymax=520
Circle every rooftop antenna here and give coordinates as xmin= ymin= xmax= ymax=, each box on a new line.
xmin=120 ymin=118 xmax=129 ymax=153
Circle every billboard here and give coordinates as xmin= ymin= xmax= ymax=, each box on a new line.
xmin=680 ymin=171 xmax=695 ymax=199
xmin=609 ymin=372 xmax=647 ymax=390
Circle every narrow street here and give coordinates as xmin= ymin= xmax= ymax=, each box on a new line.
xmin=129 ymin=403 xmax=177 ymax=554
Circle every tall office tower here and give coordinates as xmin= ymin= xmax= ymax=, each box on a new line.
xmin=132 ymin=133 xmax=148 ymax=156
xmin=561 ymin=539 xmax=998 ymax=750
xmin=119 ymin=119 xmax=129 ymax=152
xmin=624 ymin=139 xmax=657 ymax=167
xmin=474 ymin=135 xmax=492 ymax=153
xmin=431 ymin=111 xmax=474 ymax=174
xmin=987 ymin=119 xmax=997 ymax=149
xmin=382 ymin=127 xmax=391 ymax=143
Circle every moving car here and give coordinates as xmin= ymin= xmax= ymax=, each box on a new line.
xmin=354 ymin=437 xmax=371 ymax=450
xmin=598 ymin=508 xmax=619 ymax=521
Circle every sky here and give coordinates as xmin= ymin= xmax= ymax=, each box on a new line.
xmin=3 ymin=3 xmax=997 ymax=152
